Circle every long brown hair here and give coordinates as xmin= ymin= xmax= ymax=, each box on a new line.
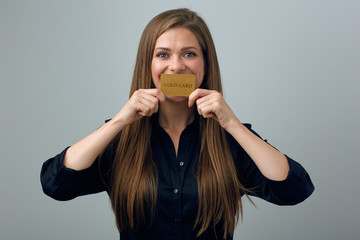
xmin=109 ymin=8 xmax=251 ymax=238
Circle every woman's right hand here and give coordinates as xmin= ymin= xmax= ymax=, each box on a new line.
xmin=63 ymin=89 xmax=164 ymax=171
xmin=113 ymin=89 xmax=165 ymax=127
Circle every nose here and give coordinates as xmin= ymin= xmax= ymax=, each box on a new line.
xmin=168 ymin=56 xmax=185 ymax=73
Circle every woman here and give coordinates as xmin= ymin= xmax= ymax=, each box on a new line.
xmin=41 ymin=8 xmax=314 ymax=240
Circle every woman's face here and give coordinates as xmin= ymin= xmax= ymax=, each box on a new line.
xmin=151 ymin=27 xmax=205 ymax=101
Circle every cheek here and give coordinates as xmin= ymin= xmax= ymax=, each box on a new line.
xmin=194 ymin=64 xmax=205 ymax=88
xmin=195 ymin=77 xmax=204 ymax=89
xmin=151 ymin=61 xmax=165 ymax=89
xmin=151 ymin=61 xmax=166 ymax=78
xmin=152 ymin=59 xmax=168 ymax=73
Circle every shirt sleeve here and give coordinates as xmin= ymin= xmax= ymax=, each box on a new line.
xmin=40 ymin=143 xmax=115 ymax=201
xmin=227 ymin=123 xmax=315 ymax=206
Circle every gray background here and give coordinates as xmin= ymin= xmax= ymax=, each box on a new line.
xmin=1 ymin=0 xmax=359 ymax=239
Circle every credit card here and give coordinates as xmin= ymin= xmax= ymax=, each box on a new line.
xmin=160 ymin=74 xmax=195 ymax=96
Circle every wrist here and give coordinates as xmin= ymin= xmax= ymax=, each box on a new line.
xmin=108 ymin=115 xmax=129 ymax=132
xmin=224 ymin=117 xmax=245 ymax=134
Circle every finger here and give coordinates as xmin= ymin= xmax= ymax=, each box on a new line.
xmin=140 ymin=88 xmax=160 ymax=95
xmin=136 ymin=101 xmax=154 ymax=117
xmin=142 ymin=88 xmax=165 ymax=103
xmin=195 ymin=94 xmax=213 ymax=106
xmin=188 ymin=89 xmax=202 ymax=107
xmin=200 ymin=104 xmax=217 ymax=118
xmin=155 ymin=90 xmax=166 ymax=103
xmin=131 ymin=91 xmax=157 ymax=115
xmin=138 ymin=97 xmax=158 ymax=115
xmin=134 ymin=89 xmax=162 ymax=112
xmin=196 ymin=96 xmax=212 ymax=115
xmin=197 ymin=100 xmax=213 ymax=115
xmin=146 ymin=89 xmax=165 ymax=109
xmin=188 ymin=89 xmax=211 ymax=107
xmin=140 ymin=92 xmax=160 ymax=110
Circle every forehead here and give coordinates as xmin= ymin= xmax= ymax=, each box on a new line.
xmin=154 ymin=27 xmax=200 ymax=48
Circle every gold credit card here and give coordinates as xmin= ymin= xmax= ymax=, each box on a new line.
xmin=160 ymin=74 xmax=195 ymax=96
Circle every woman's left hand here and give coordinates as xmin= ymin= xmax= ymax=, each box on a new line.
xmin=189 ymin=88 xmax=290 ymax=181
xmin=188 ymin=89 xmax=240 ymax=131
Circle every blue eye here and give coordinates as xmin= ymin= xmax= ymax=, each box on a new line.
xmin=157 ymin=53 xmax=168 ymax=58
xmin=184 ymin=52 xmax=196 ymax=57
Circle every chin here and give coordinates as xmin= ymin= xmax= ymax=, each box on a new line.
xmin=166 ymin=95 xmax=188 ymax=103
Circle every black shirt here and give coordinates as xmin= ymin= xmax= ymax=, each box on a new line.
xmin=40 ymin=115 xmax=314 ymax=239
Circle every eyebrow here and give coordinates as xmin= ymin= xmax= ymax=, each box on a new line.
xmin=154 ymin=46 xmax=199 ymax=52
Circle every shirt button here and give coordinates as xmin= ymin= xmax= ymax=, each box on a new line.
xmin=174 ymin=189 xmax=178 ymax=194
xmin=171 ymin=218 xmax=178 ymax=227
xmin=179 ymin=162 xmax=184 ymax=166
